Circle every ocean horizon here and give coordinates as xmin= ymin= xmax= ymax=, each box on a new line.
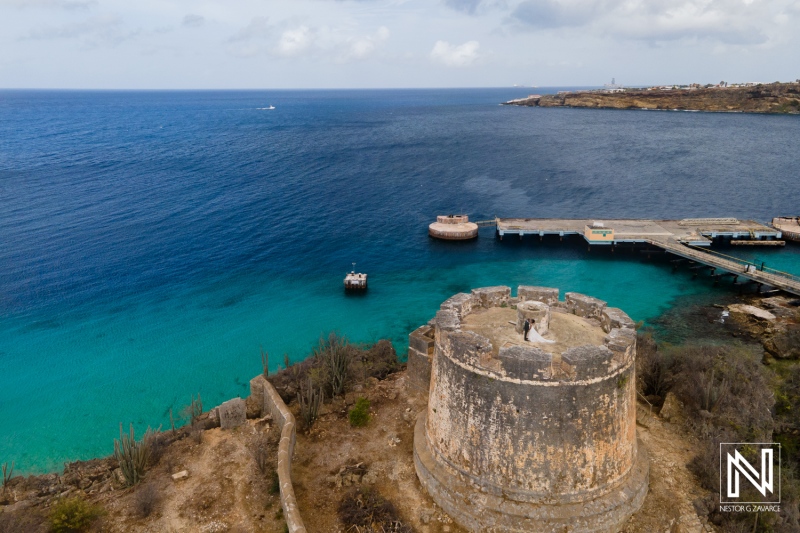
xmin=2 ymin=88 xmax=799 ymax=474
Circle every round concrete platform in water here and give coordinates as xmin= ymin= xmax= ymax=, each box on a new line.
xmin=429 ymin=214 xmax=478 ymax=240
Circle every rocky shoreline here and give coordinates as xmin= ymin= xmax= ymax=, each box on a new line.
xmin=504 ymin=82 xmax=800 ymax=114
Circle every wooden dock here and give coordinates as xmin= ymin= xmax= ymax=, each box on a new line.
xmin=490 ymin=217 xmax=800 ymax=297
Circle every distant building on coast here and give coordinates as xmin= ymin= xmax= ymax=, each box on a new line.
xmin=603 ymin=77 xmax=625 ymax=93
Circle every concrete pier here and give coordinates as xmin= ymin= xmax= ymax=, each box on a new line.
xmin=484 ymin=217 xmax=800 ymax=297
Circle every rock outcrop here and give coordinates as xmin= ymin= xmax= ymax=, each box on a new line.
xmin=504 ymin=83 xmax=800 ymax=114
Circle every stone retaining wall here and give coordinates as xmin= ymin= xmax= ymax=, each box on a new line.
xmin=250 ymin=375 xmax=307 ymax=533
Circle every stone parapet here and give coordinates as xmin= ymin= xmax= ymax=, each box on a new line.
xmin=517 ymin=286 xmax=559 ymax=305
xmin=470 ymin=286 xmax=511 ymax=308
xmin=440 ymin=293 xmax=475 ymax=320
xmin=252 ymin=375 xmax=307 ymax=533
xmin=565 ymin=292 xmax=608 ymax=319
xmin=602 ymin=307 xmax=636 ymax=333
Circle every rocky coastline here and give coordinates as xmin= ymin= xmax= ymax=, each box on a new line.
xmin=504 ymin=82 xmax=800 ymax=114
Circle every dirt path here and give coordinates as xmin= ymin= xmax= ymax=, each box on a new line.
xmin=625 ymin=410 xmax=710 ymax=533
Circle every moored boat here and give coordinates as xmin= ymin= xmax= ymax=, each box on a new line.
xmin=344 ymin=263 xmax=368 ymax=291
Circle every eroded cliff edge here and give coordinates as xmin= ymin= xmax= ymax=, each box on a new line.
xmin=504 ymin=82 xmax=800 ymax=114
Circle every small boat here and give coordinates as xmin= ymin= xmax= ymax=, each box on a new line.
xmin=344 ymin=263 xmax=368 ymax=291
xmin=772 ymin=217 xmax=800 ymax=242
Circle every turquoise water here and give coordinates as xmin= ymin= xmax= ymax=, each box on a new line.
xmin=2 ymin=89 xmax=799 ymax=473
xmin=3 ymin=238 xmax=777 ymax=474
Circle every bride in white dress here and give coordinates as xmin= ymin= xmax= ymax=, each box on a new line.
xmin=527 ymin=320 xmax=556 ymax=344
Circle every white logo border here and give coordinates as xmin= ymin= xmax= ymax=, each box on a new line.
xmin=719 ymin=442 xmax=781 ymax=504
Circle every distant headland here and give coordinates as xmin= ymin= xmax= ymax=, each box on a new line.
xmin=504 ymin=80 xmax=800 ymax=114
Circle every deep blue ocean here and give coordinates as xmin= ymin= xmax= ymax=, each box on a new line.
xmin=2 ymin=88 xmax=799 ymax=474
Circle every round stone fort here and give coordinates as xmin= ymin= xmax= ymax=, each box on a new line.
xmin=413 ymin=285 xmax=649 ymax=532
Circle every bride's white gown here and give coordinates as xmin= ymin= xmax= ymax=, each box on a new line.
xmin=527 ymin=328 xmax=555 ymax=344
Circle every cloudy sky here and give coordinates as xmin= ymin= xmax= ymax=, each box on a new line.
xmin=0 ymin=0 xmax=798 ymax=89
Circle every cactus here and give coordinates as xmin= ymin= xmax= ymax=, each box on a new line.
xmin=315 ymin=333 xmax=351 ymax=397
xmin=113 ymin=424 xmax=152 ymax=486
xmin=188 ymin=393 xmax=203 ymax=424
xmin=2 ymin=461 xmax=14 ymax=490
xmin=298 ymin=377 xmax=324 ymax=428
xmin=261 ymin=347 xmax=269 ymax=378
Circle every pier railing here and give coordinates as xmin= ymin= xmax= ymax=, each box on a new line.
xmin=686 ymin=245 xmax=800 ymax=284
xmin=643 ymin=238 xmax=800 ymax=296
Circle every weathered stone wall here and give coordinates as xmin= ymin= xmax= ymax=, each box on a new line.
xmin=251 ymin=375 xmax=307 ymax=533
xmin=218 ymin=398 xmax=246 ymax=429
xmin=517 ymin=285 xmax=559 ymax=305
xmin=407 ymin=325 xmax=435 ymax=397
xmin=602 ymin=307 xmax=636 ymax=333
xmin=426 ymin=321 xmax=637 ymax=500
xmin=470 ymin=286 xmax=510 ymax=308
xmin=415 ymin=285 xmax=648 ymax=532
xmin=566 ymin=292 xmax=607 ymax=319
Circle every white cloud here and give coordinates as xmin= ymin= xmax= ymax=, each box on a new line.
xmin=225 ymin=18 xmax=390 ymax=61
xmin=430 ymin=39 xmax=481 ymax=66
xmin=507 ymin=0 xmax=795 ymax=46
xmin=340 ymin=26 xmax=389 ymax=60
xmin=276 ymin=25 xmax=314 ymax=56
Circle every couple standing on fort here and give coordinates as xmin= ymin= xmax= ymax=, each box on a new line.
xmin=522 ymin=317 xmax=554 ymax=344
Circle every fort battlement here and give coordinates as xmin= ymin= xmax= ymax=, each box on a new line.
xmin=412 ymin=286 xmax=649 ymax=532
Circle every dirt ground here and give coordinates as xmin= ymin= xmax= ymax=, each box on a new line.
xmin=95 ymin=420 xmax=285 ymax=533
xmin=461 ymin=307 xmax=607 ymax=356
xmin=292 ymin=371 xmax=464 ymax=533
xmin=291 ymin=369 xmax=712 ymax=533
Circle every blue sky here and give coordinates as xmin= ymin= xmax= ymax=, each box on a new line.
xmin=1 ymin=0 xmax=798 ymax=89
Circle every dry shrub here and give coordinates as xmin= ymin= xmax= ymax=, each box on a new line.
xmin=338 ymin=487 xmax=411 ymax=533
xmin=147 ymin=431 xmax=170 ymax=467
xmin=251 ymin=432 xmax=271 ymax=476
xmin=267 ymin=336 xmax=401 ymax=405
xmin=636 ymin=332 xmax=676 ymax=404
xmin=133 ymin=483 xmax=160 ymax=518
xmin=355 ymin=340 xmax=400 ymax=382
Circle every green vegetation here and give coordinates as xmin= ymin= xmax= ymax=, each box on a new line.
xmin=113 ymin=423 xmax=153 ymax=487
xmin=348 ymin=398 xmax=371 ymax=427
xmin=48 ymin=497 xmax=104 ymax=533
